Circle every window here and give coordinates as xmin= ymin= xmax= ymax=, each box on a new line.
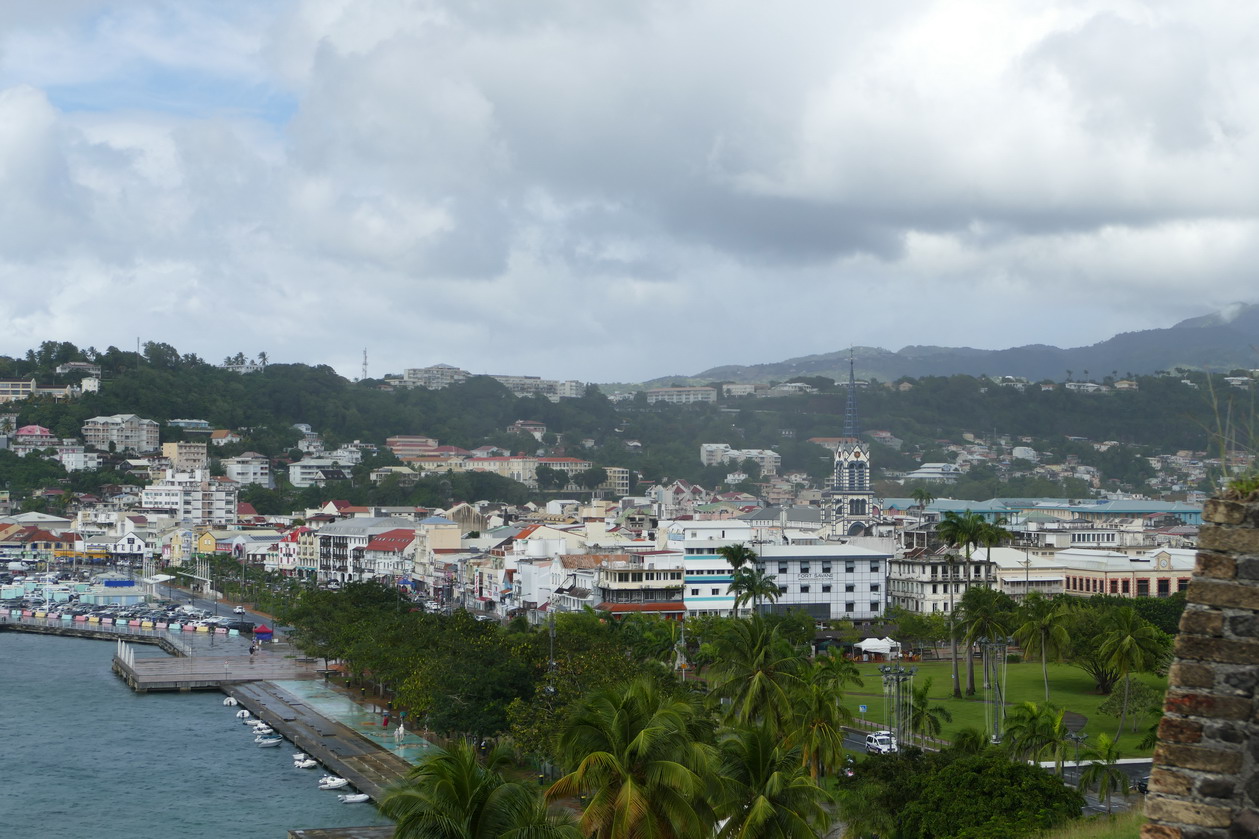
xmin=870 ymin=601 xmax=880 ymax=612
xmin=690 ymin=588 xmax=698 ymax=596
xmin=821 ymin=584 xmax=832 ymax=593
xmin=870 ymin=561 xmax=879 ymax=572
xmin=800 ymin=563 xmax=810 ymax=574
xmin=845 ymin=584 xmax=855 ymax=593
xmin=778 ymin=563 xmax=788 ymax=574
xmin=1178 ymin=577 xmax=1191 ymax=591
xmin=870 ymin=584 xmax=880 ymax=592
xmin=822 ymin=564 xmax=831 ymax=574
xmin=778 ymin=586 xmax=787 ymax=595
xmin=1136 ymin=579 xmax=1150 ymax=597
xmin=800 ymin=585 xmax=810 ymax=594
xmin=845 ymin=602 xmax=854 ymax=613
xmin=1110 ymin=579 xmax=1119 ymax=594
xmin=1157 ymin=578 xmax=1171 ymax=597
xmin=845 ymin=563 xmax=855 ymax=573
xmin=1121 ymin=579 xmax=1130 ymax=594
xmin=711 ymin=588 xmax=720 ymax=596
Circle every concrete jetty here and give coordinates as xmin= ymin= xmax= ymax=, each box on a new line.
xmin=110 ymin=639 xmax=315 ymax=691
xmin=226 ymin=680 xmax=414 ymax=802
xmin=0 ymin=616 xmax=190 ymax=656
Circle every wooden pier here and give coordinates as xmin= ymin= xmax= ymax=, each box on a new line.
xmin=227 ymin=681 xmax=414 ymax=802
xmin=110 ymin=640 xmax=317 ymax=692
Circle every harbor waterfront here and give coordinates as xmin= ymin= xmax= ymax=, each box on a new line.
xmin=0 ymin=632 xmax=394 ymax=839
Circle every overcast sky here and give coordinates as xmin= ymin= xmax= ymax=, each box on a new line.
xmin=1 ymin=1 xmax=1256 ymax=383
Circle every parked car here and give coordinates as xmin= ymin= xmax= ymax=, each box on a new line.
xmin=233 ymin=606 xmax=246 ymax=614
xmin=1137 ymin=776 xmax=1150 ymax=794
xmin=865 ymin=730 xmax=898 ymax=755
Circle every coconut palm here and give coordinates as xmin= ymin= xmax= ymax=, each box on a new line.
xmin=730 ymin=567 xmax=781 ymax=617
xmin=910 ymin=486 xmax=935 ymax=515
xmin=835 ymin=783 xmax=897 ymax=839
xmin=1013 ymin=592 xmax=1072 ymax=702
xmin=708 ymin=615 xmax=805 ymax=734
xmin=1003 ymin=701 xmax=1070 ymax=774
xmin=936 ymin=511 xmax=987 ymax=698
xmin=382 ymin=741 xmax=580 ymax=839
xmin=718 ymin=544 xmax=758 ymax=572
xmin=958 ymin=585 xmax=1014 ymax=696
xmin=715 ymin=724 xmax=833 ymax=839
xmin=1098 ymin=607 xmax=1166 ymax=739
xmin=1077 ymin=732 xmax=1129 ymax=813
xmin=906 ymin=677 xmax=953 ymax=747
xmin=786 ymin=658 xmax=854 ymax=779
xmin=547 ymin=678 xmax=716 ymax=839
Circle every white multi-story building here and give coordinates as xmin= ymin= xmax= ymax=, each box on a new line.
xmin=647 ymin=386 xmax=717 ymax=404
xmin=82 ymin=414 xmax=160 ymax=453
xmin=886 ymin=549 xmax=997 ymax=615
xmin=223 ymin=452 xmax=272 ymax=487
xmin=663 ymin=519 xmax=754 ymax=617
xmin=403 ymin=364 xmax=470 ymax=389
xmin=699 ymin=443 xmax=781 ymax=476
xmin=140 ymin=469 xmax=239 ymax=527
xmin=288 ymin=458 xmax=351 ymax=488
xmin=758 ymin=544 xmax=889 ymax=624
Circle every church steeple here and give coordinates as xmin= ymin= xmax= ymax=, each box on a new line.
xmin=843 ymin=349 xmax=859 ymax=439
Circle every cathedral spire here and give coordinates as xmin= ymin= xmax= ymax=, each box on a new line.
xmin=843 ymin=348 xmax=859 ymax=439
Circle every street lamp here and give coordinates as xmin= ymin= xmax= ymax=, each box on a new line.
xmin=878 ymin=663 xmax=917 ymax=747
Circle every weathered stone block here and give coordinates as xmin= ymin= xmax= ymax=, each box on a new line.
xmin=1174 ymin=634 xmax=1259 ymax=666
xmin=1196 ymin=552 xmax=1238 ymax=580
xmin=1221 ymin=668 xmax=1257 ymax=695
xmin=1181 ymin=609 xmax=1226 ymax=635
xmin=1183 ymin=579 xmax=1259 ymax=611
xmin=1152 ymin=767 xmax=1194 ymax=795
xmin=1145 ymin=797 xmax=1234 ymax=828
xmin=1204 ymin=498 xmax=1250 ymax=525
xmin=1198 ymin=524 xmax=1259 ymax=554
xmin=1165 ymin=691 xmax=1254 ymax=720
xmin=1160 ymin=716 xmax=1205 ymax=743
xmin=1154 ymin=743 xmax=1243 ymax=774
xmin=1198 ymin=776 xmax=1236 ymax=799
xmin=1141 ymin=824 xmax=1182 ymax=839
xmin=1230 ymin=809 xmax=1259 ymax=839
xmin=1227 ymin=613 xmax=1258 ymax=639
xmin=1171 ymin=661 xmax=1217 ymax=688
xmin=1239 ymin=557 xmax=1259 ymax=581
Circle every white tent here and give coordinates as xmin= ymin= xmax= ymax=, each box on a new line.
xmin=854 ymin=637 xmax=902 ymax=657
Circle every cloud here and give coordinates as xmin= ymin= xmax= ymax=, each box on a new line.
xmin=0 ymin=0 xmax=1256 ymax=383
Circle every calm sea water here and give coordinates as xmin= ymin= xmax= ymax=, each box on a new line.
xmin=0 ymin=633 xmax=393 ymax=839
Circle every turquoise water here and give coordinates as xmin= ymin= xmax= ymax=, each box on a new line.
xmin=0 ymin=633 xmax=394 ymax=839
xmin=275 ymin=679 xmax=435 ymax=762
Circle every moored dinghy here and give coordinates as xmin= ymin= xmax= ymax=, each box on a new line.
xmin=294 ymin=758 xmax=318 ymax=769
xmin=338 ymin=793 xmax=370 ymax=804
xmin=223 ymin=697 xmax=238 ymax=706
xmin=235 ymin=709 xmax=250 ymax=719
xmin=318 ymin=776 xmax=349 ymax=790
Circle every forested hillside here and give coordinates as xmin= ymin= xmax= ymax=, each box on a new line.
xmin=0 ymin=341 xmax=1251 ymax=508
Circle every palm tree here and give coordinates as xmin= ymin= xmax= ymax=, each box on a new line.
xmin=1098 ymin=607 xmax=1165 ymax=739
xmin=548 ymin=678 xmax=717 ymax=839
xmin=730 ymin=567 xmax=781 ymax=617
xmin=718 ymin=544 xmax=759 ymax=618
xmin=786 ymin=657 xmax=855 ymax=779
xmin=1012 ymin=592 xmax=1072 ymax=702
xmin=708 ymin=615 xmax=805 ymax=735
xmin=946 ymin=727 xmax=989 ymax=755
xmin=958 ymin=585 xmax=1013 ymax=696
xmin=906 ymin=677 xmax=952 ymax=747
xmin=715 ymin=725 xmax=832 ymax=839
xmin=910 ymin=486 xmax=935 ymax=515
xmin=1003 ymin=701 xmax=1069 ymax=774
xmin=936 ymin=511 xmax=987 ymax=698
xmin=1077 ymin=732 xmax=1129 ymax=813
xmin=382 ymin=741 xmax=580 ymax=839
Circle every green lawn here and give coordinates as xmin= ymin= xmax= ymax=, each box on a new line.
xmin=843 ymin=658 xmax=1165 ymax=758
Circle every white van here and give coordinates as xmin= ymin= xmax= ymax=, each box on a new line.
xmin=865 ymin=730 xmax=898 ymax=755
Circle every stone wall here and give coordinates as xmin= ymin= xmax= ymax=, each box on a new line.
xmin=1143 ymin=496 xmax=1259 ymax=839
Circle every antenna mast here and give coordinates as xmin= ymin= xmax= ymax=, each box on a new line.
xmin=361 ymin=348 xmax=368 ymax=382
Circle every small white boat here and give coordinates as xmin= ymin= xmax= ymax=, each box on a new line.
xmin=318 ymin=777 xmax=350 ymax=790
xmin=293 ymin=752 xmax=308 ymax=761
xmin=252 ymin=725 xmax=274 ymax=735
xmin=294 ymin=759 xmax=318 ymax=769
xmin=223 ymin=697 xmax=238 ymax=706
xmin=338 ymin=793 xmax=370 ymax=804
xmin=256 ymin=735 xmax=284 ymax=746
xmin=235 ymin=709 xmax=250 ymax=719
